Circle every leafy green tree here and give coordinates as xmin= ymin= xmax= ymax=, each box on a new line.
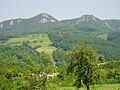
xmin=25 ymin=52 xmax=54 ymax=90
xmin=67 ymin=44 xmax=99 ymax=90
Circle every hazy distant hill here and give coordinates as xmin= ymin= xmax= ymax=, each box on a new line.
xmin=0 ymin=13 xmax=65 ymax=35
xmin=61 ymin=15 xmax=119 ymax=34
xmin=0 ymin=13 xmax=120 ymax=35
xmin=104 ymin=19 xmax=120 ymax=31
xmin=0 ymin=13 xmax=120 ymax=44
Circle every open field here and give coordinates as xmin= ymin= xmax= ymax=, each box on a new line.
xmin=5 ymin=34 xmax=56 ymax=55
xmin=47 ymin=84 xmax=120 ymax=90
xmin=97 ymin=34 xmax=108 ymax=40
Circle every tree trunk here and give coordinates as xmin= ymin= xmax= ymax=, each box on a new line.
xmin=86 ymin=85 xmax=90 ymax=90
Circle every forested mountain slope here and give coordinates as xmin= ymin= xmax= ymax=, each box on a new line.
xmin=0 ymin=13 xmax=120 ymax=60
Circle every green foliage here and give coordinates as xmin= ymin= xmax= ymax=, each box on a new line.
xmin=0 ymin=56 xmax=30 ymax=90
xmin=0 ymin=44 xmax=55 ymax=89
xmin=101 ymin=61 xmax=120 ymax=84
xmin=52 ymin=49 xmax=66 ymax=67
xmin=48 ymin=26 xmax=120 ymax=60
xmin=105 ymin=20 xmax=120 ymax=31
xmin=108 ymin=31 xmax=120 ymax=45
xmin=67 ymin=44 xmax=99 ymax=90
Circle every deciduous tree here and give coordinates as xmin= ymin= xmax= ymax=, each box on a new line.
xmin=67 ymin=44 xmax=98 ymax=90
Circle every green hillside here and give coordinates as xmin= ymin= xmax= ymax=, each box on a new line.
xmin=47 ymin=26 xmax=120 ymax=60
xmin=2 ymin=34 xmax=56 ymax=56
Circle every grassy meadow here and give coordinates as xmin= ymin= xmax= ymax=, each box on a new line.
xmin=48 ymin=84 xmax=120 ymax=90
xmin=5 ymin=34 xmax=56 ymax=55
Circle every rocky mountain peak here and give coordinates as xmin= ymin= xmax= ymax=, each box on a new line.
xmin=32 ymin=13 xmax=58 ymax=23
xmin=40 ymin=13 xmax=51 ymax=17
xmin=79 ymin=15 xmax=100 ymax=21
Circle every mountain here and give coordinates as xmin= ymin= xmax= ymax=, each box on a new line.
xmin=61 ymin=15 xmax=115 ymax=33
xmin=61 ymin=15 xmax=120 ymax=32
xmin=61 ymin=15 xmax=100 ymax=24
xmin=0 ymin=13 xmax=64 ymax=35
xmin=0 ymin=18 xmax=25 ymax=30
xmin=0 ymin=13 xmax=57 ymax=27
xmin=29 ymin=13 xmax=58 ymax=23
xmin=0 ymin=13 xmax=120 ymax=60
xmin=104 ymin=19 xmax=120 ymax=31
xmin=0 ymin=13 xmax=120 ymax=35
xmin=79 ymin=15 xmax=100 ymax=21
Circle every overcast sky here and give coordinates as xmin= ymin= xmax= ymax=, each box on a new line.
xmin=0 ymin=0 xmax=120 ymax=22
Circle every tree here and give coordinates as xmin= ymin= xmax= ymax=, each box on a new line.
xmin=39 ymin=52 xmax=53 ymax=90
xmin=67 ymin=44 xmax=98 ymax=90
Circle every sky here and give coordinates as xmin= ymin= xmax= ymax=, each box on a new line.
xmin=0 ymin=0 xmax=120 ymax=22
